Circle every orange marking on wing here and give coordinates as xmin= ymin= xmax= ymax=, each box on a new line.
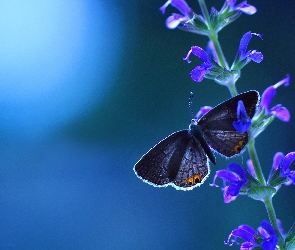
xmin=185 ymin=174 xmax=201 ymax=185
xmin=233 ymin=140 xmax=246 ymax=153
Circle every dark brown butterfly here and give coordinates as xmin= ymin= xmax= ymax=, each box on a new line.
xmin=134 ymin=91 xmax=259 ymax=190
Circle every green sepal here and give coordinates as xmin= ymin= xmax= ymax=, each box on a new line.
xmin=285 ymin=222 xmax=295 ymax=250
xmin=268 ymin=166 xmax=288 ymax=187
xmin=247 ymin=186 xmax=276 ymax=201
xmin=210 ymin=5 xmax=242 ymax=33
xmin=182 ymin=14 xmax=209 ymax=36
xmin=250 ymin=111 xmax=275 ymax=139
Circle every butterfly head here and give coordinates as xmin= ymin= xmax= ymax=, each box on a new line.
xmin=189 ymin=118 xmax=198 ymax=130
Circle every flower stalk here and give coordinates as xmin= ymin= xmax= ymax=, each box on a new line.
xmin=158 ymin=0 xmax=293 ymax=248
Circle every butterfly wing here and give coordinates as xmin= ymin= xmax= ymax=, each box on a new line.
xmin=134 ymin=130 xmax=209 ymax=190
xmin=172 ymin=137 xmax=209 ymax=190
xmin=198 ymin=91 xmax=259 ymax=157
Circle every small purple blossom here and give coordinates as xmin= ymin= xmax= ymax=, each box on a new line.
xmin=232 ymin=32 xmax=263 ymax=70
xmin=194 ymin=106 xmax=212 ymax=120
xmin=183 ymin=46 xmax=225 ymax=82
xmin=260 ymin=75 xmax=291 ymax=122
xmin=280 ymin=152 xmax=295 ymax=184
xmin=210 ymin=163 xmax=248 ymax=203
xmin=268 ymin=152 xmax=295 ymax=187
xmin=233 ymin=100 xmax=251 ymax=133
xmin=225 ymin=220 xmax=278 ymax=250
xmin=159 ymin=0 xmax=192 ymax=29
xmin=227 ymin=0 xmax=257 ymax=15
xmin=183 ymin=46 xmax=213 ymax=82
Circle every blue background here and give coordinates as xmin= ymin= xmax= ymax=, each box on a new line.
xmin=0 ymin=0 xmax=294 ymax=249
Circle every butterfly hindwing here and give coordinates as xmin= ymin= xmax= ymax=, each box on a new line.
xmin=202 ymin=130 xmax=248 ymax=157
xmin=172 ymin=137 xmax=209 ymax=190
xmin=134 ymin=130 xmax=209 ymax=190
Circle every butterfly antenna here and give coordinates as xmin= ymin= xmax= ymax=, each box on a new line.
xmin=189 ymin=92 xmax=194 ymax=118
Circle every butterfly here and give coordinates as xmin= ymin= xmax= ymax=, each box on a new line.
xmin=134 ymin=91 xmax=259 ymax=190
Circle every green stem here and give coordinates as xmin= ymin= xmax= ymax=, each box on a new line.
xmin=198 ymin=0 xmax=210 ymax=26
xmin=247 ymin=139 xmax=266 ymax=185
xmin=227 ymin=82 xmax=238 ymax=97
xmin=210 ymin=34 xmax=228 ymax=69
xmin=263 ymin=197 xmax=284 ymax=247
xmin=198 ymin=0 xmax=228 ymax=69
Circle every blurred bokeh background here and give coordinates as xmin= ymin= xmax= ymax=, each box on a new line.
xmin=0 ymin=0 xmax=294 ymax=249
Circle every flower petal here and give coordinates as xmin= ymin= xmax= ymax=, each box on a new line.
xmin=238 ymin=31 xmax=252 ymax=57
xmin=224 ymin=186 xmax=238 ymax=203
xmin=260 ymin=86 xmax=276 ymax=110
xmin=215 ymin=169 xmax=241 ymax=183
xmin=190 ymin=66 xmax=207 ymax=82
xmin=237 ymin=2 xmax=257 ymax=15
xmin=227 ymin=163 xmax=247 ymax=181
xmin=170 ymin=0 xmax=191 ymax=16
xmin=226 ymin=183 xmax=242 ymax=196
xmin=233 ymin=100 xmax=251 ymax=133
xmin=281 ymin=152 xmax=295 ymax=171
xmin=272 ymin=152 xmax=285 ymax=170
xmin=194 ymin=106 xmax=212 ymax=120
xmin=247 ymin=50 xmax=263 ymax=63
xmin=165 ymin=14 xmax=186 ymax=29
xmin=190 ymin=46 xmax=212 ymax=64
xmin=231 ymin=226 xmax=256 ymax=242
xmin=270 ymin=105 xmax=290 ymax=122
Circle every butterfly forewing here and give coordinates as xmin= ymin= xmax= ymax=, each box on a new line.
xmin=198 ymin=91 xmax=259 ymax=157
xmin=198 ymin=91 xmax=259 ymax=125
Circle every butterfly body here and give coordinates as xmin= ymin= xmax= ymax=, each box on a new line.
xmin=134 ymin=91 xmax=259 ymax=190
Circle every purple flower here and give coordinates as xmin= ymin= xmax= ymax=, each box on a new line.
xmin=227 ymin=0 xmax=257 ymax=15
xmin=280 ymin=152 xmax=295 ymax=184
xmin=183 ymin=46 xmax=226 ymax=82
xmin=232 ymin=32 xmax=263 ymax=70
xmin=233 ymin=100 xmax=251 ymax=133
xmin=260 ymin=75 xmax=291 ymax=122
xmin=194 ymin=106 xmax=212 ymax=120
xmin=210 ymin=163 xmax=248 ymax=203
xmin=159 ymin=0 xmax=192 ymax=29
xmin=268 ymin=151 xmax=295 ymax=187
xmin=225 ymin=220 xmax=278 ymax=250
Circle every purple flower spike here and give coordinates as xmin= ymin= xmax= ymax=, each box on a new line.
xmin=260 ymin=75 xmax=291 ymax=122
xmin=210 ymin=163 xmax=248 ymax=203
xmin=160 ymin=0 xmax=192 ymax=29
xmin=227 ymin=0 xmax=257 ymax=15
xmin=226 ymin=220 xmax=278 ymax=250
xmin=233 ymin=100 xmax=251 ymax=133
